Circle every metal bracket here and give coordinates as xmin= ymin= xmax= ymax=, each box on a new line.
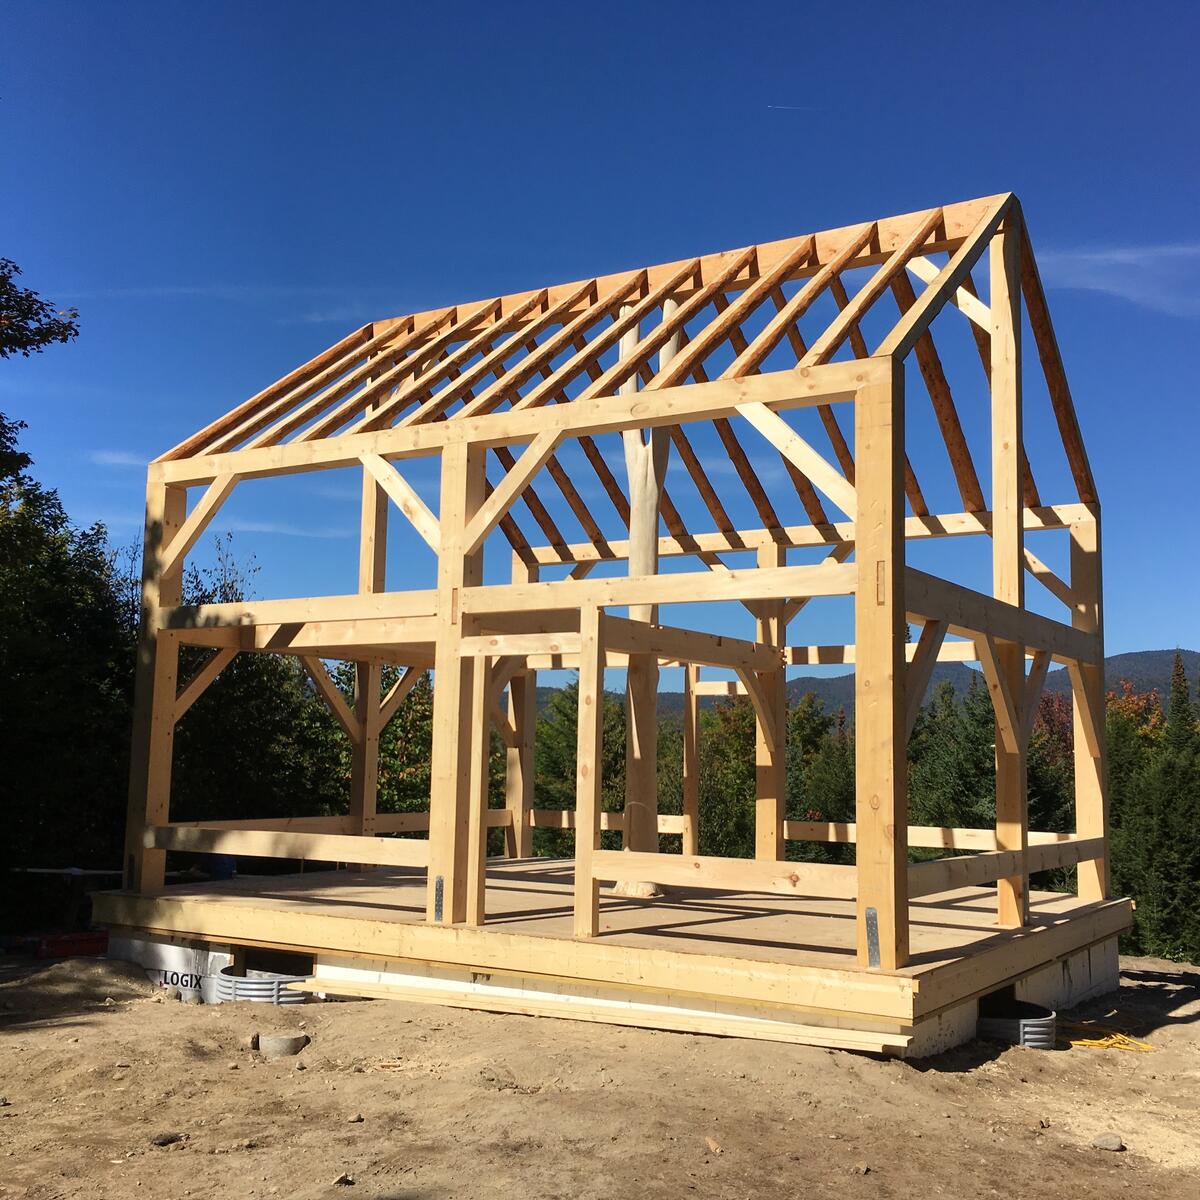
xmin=865 ymin=907 xmax=880 ymax=969
xmin=434 ymin=875 xmax=444 ymax=922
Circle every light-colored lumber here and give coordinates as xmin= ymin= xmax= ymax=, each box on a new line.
xmin=591 ymin=850 xmax=856 ymax=900
xmin=300 ymin=656 xmax=361 ymax=743
xmin=160 ymin=474 xmax=240 ymax=575
xmin=427 ymin=441 xmax=487 ymax=924
xmin=853 ymin=363 xmax=908 ymax=970
xmin=145 ymin=823 xmax=430 ymax=868
xmin=905 ymin=255 xmax=991 ymax=328
xmin=123 ymin=482 xmax=187 ymax=892
xmin=905 ymin=619 xmax=947 ymax=739
xmin=990 ymin=213 xmax=1028 ymax=928
xmin=360 ymin=454 xmax=440 ymax=552
xmin=573 ymin=606 xmax=605 ymax=936
xmin=173 ymin=647 xmax=237 ymax=723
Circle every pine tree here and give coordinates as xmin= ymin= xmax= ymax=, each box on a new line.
xmin=1117 ymin=653 xmax=1200 ymax=959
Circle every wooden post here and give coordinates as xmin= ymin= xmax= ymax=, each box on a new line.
xmin=350 ymin=459 xmax=387 ymax=837
xmin=755 ymin=543 xmax=787 ymax=860
xmin=991 ymin=214 xmax=1028 ymax=928
xmin=427 ymin=441 xmax=487 ymax=923
xmin=621 ymin=303 xmax=671 ymax=853
xmin=853 ymin=362 xmax=909 ymax=970
xmin=681 ymin=662 xmax=700 ymax=856
xmin=123 ymin=481 xmax=187 ymax=892
xmin=466 ymin=654 xmax=491 ymax=924
xmin=1071 ymin=511 xmax=1107 ymax=902
xmin=505 ymin=559 xmax=537 ymax=859
xmin=573 ymin=605 xmax=605 ymax=936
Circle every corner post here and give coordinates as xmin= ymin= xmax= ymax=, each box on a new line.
xmin=754 ymin=543 xmax=787 ymax=860
xmin=123 ymin=480 xmax=187 ymax=892
xmin=427 ymin=440 xmax=487 ymax=923
xmin=991 ymin=210 xmax=1029 ymax=927
xmin=854 ymin=361 xmax=909 ymax=970
xmin=1071 ymin=511 xmax=1107 ymax=902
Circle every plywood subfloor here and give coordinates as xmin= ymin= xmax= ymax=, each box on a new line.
xmin=101 ymin=857 xmax=1113 ymax=978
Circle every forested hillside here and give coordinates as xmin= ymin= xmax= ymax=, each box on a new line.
xmin=2 ymin=411 xmax=1198 ymax=961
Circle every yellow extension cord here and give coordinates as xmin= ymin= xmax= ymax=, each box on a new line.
xmin=1058 ymin=1011 xmax=1156 ymax=1052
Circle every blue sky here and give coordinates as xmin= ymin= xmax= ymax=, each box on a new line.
xmin=2 ymin=1 xmax=1198 ymax=666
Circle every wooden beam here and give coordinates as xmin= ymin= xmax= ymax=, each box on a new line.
xmin=300 ymin=656 xmax=361 ymax=743
xmin=853 ymin=363 xmax=908 ymax=969
xmin=145 ymin=823 xmax=430 ymax=868
xmin=462 ymin=560 xmax=857 ymax=616
xmin=160 ymin=474 xmax=240 ymax=575
xmin=173 ymin=647 xmax=237 ymax=723
xmin=380 ymin=666 xmax=421 ymax=727
xmin=904 ymin=568 xmax=1099 ymax=664
xmin=905 ymin=619 xmax=947 ymax=739
xmin=905 ymin=256 xmax=991 ymax=328
xmin=123 ymin=482 xmax=187 ymax=892
xmin=591 ymin=849 xmax=857 ymax=900
xmin=1069 ymin=514 xmax=1107 ymax=901
xmin=1022 ymin=650 xmax=1052 ymax=743
xmin=907 ymin=836 xmax=1106 ymax=898
xmin=975 ymin=635 xmax=1021 ymax=755
xmin=737 ymin=401 xmax=857 ymax=518
xmin=991 ymin=212 xmax=1028 ymax=928
xmin=361 ymin=454 xmax=440 ymax=552
xmin=805 ymin=208 xmax=945 ymax=364
xmin=573 ymin=605 xmax=605 ymax=937
xmin=427 ymin=441 xmax=487 ymax=924
xmin=150 ymin=360 xmax=885 ymax=488
xmin=461 ymin=430 xmax=561 ymax=556
xmin=682 ymin=662 xmax=700 ymax=856
xmin=878 ymin=194 xmax=1013 ymax=361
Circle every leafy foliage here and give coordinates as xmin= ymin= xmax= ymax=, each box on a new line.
xmin=0 ymin=259 xmax=79 ymax=359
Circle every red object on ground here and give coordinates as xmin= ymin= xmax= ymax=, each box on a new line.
xmin=33 ymin=931 xmax=109 ymax=959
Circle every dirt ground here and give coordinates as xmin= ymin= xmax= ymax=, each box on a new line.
xmin=0 ymin=955 xmax=1197 ymax=1200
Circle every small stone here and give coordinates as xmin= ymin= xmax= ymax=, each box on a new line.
xmin=227 ymin=1063 xmax=239 ymax=1071
xmin=704 ymin=1135 xmax=722 ymax=1155
xmin=151 ymin=1132 xmax=183 ymax=1147
xmin=1091 ymin=1133 xmax=1125 ymax=1152
xmin=104 ymin=997 xmax=116 ymax=1006
xmin=612 ymin=879 xmax=664 ymax=899
xmin=259 ymin=1033 xmax=310 ymax=1060
xmin=0 ymin=1097 xmax=9 ymax=1108
xmin=294 ymin=1060 xmax=307 ymax=1072
xmin=246 ymin=1034 xmax=260 ymax=1052
xmin=332 ymin=1172 xmax=355 ymax=1186
xmin=347 ymin=1113 xmax=364 ymax=1124
xmin=114 ymin=1061 xmax=131 ymax=1069
xmin=1038 ymin=1118 xmax=1051 ymax=1129
xmin=850 ymin=1163 xmax=872 ymax=1176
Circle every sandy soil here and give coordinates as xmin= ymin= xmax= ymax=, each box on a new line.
xmin=0 ymin=955 xmax=1197 ymax=1200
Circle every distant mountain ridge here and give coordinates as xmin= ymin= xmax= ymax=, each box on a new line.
xmin=535 ymin=649 xmax=1199 ymax=719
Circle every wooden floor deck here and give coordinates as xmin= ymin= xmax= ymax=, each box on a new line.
xmin=93 ymin=860 xmax=1132 ymax=1051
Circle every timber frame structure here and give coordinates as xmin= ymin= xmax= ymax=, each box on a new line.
xmin=99 ymin=193 xmax=1130 ymax=1052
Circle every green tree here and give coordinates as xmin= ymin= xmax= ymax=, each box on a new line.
xmin=0 ymin=414 xmax=130 ymax=874
xmin=0 ymin=259 xmax=79 ymax=358
xmin=532 ymin=679 xmax=626 ymax=856
xmin=1116 ymin=653 xmax=1200 ymax=959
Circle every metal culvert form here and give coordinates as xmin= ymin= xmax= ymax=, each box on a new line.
xmin=977 ymin=999 xmax=1056 ymax=1048
xmin=214 ymin=965 xmax=308 ymax=1005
